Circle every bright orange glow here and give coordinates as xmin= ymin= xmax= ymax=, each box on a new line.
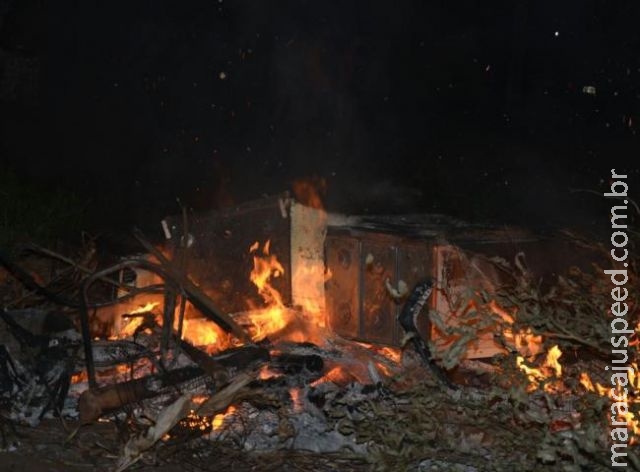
xmin=490 ymin=299 xmax=543 ymax=357
xmin=311 ymin=366 xmax=351 ymax=387
xmin=488 ymin=299 xmax=515 ymax=324
xmin=516 ymin=345 xmax=563 ymax=392
xmin=292 ymin=176 xmax=326 ymax=209
xmin=247 ymin=240 xmax=290 ymax=340
xmin=629 ymin=362 xmax=639 ymax=390
xmin=291 ymin=262 xmax=330 ymax=325
xmin=579 ymin=372 xmax=608 ymax=397
xmin=379 ymin=346 xmax=402 ymax=364
xmin=579 ymin=372 xmax=595 ymax=391
xmin=545 ymin=345 xmax=562 ymax=377
xmin=513 ymin=328 xmax=543 ymax=357
xmin=109 ymin=302 xmax=160 ymax=339
xmin=181 ymin=317 xmax=226 ymax=353
xmin=258 ymin=364 xmax=281 ymax=380
xmin=129 ymin=302 xmax=160 ymax=314
xmin=212 ymin=405 xmax=236 ymax=430
xmin=71 ymin=371 xmax=88 ymax=384
xmin=184 ymin=410 xmax=212 ymax=432
xmin=115 ymin=301 xmax=161 ymax=338
xmin=290 ymin=388 xmax=303 ymax=413
xmin=191 ymin=395 xmax=207 ymax=405
xmin=516 ymin=356 xmax=545 ymax=390
xmin=581 ymin=368 xmax=639 ymax=444
xmin=375 ymin=361 xmax=392 ymax=376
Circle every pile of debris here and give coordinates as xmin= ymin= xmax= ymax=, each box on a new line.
xmin=0 ymin=198 xmax=637 ymax=471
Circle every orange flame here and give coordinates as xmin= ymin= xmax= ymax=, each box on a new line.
xmin=248 ymin=240 xmax=290 ymax=339
xmin=212 ymin=405 xmax=237 ymax=430
xmin=118 ymin=302 xmax=161 ymax=337
xmin=181 ymin=317 xmax=226 ymax=353
xmin=516 ymin=345 xmax=563 ymax=392
xmin=379 ymin=346 xmax=402 ymax=364
xmin=545 ymin=345 xmax=562 ymax=377
xmin=129 ymin=302 xmax=160 ymax=314
xmin=292 ymin=176 xmax=326 ymax=209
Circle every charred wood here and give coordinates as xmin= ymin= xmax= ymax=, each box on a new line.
xmin=270 ymin=353 xmax=324 ymax=375
xmin=177 ymin=340 xmax=230 ymax=385
xmin=132 ymin=228 xmax=251 ymax=344
xmin=78 ymin=366 xmax=205 ymax=424
xmin=0 ymin=250 xmax=79 ymax=307
xmin=211 ymin=345 xmax=270 ymax=370
xmin=90 ymin=340 xmax=155 ymax=368
xmin=0 ymin=309 xmax=50 ymax=351
xmin=79 ymin=343 xmax=270 ymax=424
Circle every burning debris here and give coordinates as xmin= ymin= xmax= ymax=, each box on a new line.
xmin=0 ymin=194 xmax=638 ymax=470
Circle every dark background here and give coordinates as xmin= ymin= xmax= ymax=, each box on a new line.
xmin=0 ymin=0 xmax=638 ymax=240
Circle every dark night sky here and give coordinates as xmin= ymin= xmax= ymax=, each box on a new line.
xmin=0 ymin=0 xmax=639 ymax=236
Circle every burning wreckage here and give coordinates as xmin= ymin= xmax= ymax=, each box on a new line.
xmin=0 ymin=193 xmax=638 ymax=471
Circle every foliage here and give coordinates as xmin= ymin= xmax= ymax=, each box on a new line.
xmin=0 ymin=169 xmax=89 ymax=248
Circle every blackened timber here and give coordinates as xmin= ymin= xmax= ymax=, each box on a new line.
xmin=0 ymin=250 xmax=78 ymax=307
xmin=133 ymin=228 xmax=252 ymax=344
xmin=81 ymin=258 xmax=178 ymax=388
xmin=211 ymin=345 xmax=270 ymax=370
xmin=270 ymin=353 xmax=324 ymax=375
xmin=178 ymin=339 xmax=230 ymax=385
xmin=162 ymin=289 xmax=177 ymax=355
xmin=78 ymin=365 xmax=205 ymax=423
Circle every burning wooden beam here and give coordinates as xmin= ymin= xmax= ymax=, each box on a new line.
xmin=132 ymin=228 xmax=252 ymax=344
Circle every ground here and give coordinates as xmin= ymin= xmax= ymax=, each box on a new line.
xmin=0 ymin=419 xmax=371 ymax=472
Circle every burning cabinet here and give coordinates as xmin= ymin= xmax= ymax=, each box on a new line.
xmin=325 ymin=231 xmax=433 ymax=347
xmin=324 ymin=222 xmax=593 ymax=359
xmin=159 ymin=198 xmax=597 ymax=360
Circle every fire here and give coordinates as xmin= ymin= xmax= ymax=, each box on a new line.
xmin=545 ymin=345 xmax=562 ymax=377
xmin=291 ymin=262 xmax=331 ymax=324
xmin=379 ymin=346 xmax=402 ymax=364
xmin=489 ymin=299 xmax=515 ymax=323
xmin=130 ymin=302 xmax=160 ymax=315
xmin=510 ymin=328 xmax=543 ymax=358
xmin=292 ymin=176 xmax=326 ymax=209
xmin=613 ymin=380 xmax=640 ymax=443
xmin=258 ymin=364 xmax=281 ymax=380
xmin=490 ymin=299 xmax=543 ymax=357
xmin=184 ymin=410 xmax=212 ymax=432
xmin=212 ymin=405 xmax=236 ymax=430
xmin=374 ymin=361 xmax=393 ymax=377
xmin=310 ymin=366 xmax=352 ymax=387
xmin=579 ymin=372 xmax=596 ymax=392
xmin=516 ymin=345 xmax=563 ymax=392
xmin=71 ymin=371 xmax=88 ymax=384
xmin=250 ymin=240 xmax=284 ymax=305
xmin=247 ymin=240 xmax=290 ymax=340
xmin=290 ymin=176 xmax=330 ymax=334
xmin=113 ymin=301 xmax=161 ymax=338
xmin=181 ymin=403 xmax=237 ymax=434
xmin=580 ymin=367 xmax=640 ymax=444
xmin=181 ymin=317 xmax=226 ymax=353
xmin=192 ymin=395 xmax=207 ymax=405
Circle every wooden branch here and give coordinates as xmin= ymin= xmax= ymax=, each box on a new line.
xmin=197 ymin=371 xmax=255 ymax=416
